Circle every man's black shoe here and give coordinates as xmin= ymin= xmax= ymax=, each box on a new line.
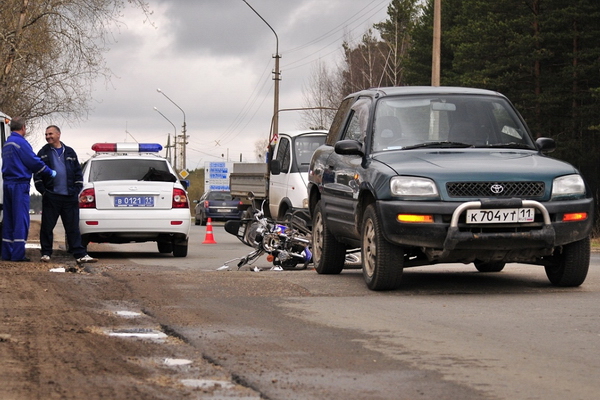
xmin=15 ymin=257 xmax=31 ymax=262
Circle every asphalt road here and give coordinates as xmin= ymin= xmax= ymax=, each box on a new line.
xmin=42 ymin=216 xmax=600 ymax=399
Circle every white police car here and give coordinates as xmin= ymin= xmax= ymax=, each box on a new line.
xmin=79 ymin=143 xmax=190 ymax=257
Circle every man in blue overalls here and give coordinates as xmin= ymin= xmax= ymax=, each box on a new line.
xmin=2 ymin=117 xmax=55 ymax=261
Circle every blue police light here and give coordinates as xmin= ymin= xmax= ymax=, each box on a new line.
xmin=138 ymin=143 xmax=163 ymax=152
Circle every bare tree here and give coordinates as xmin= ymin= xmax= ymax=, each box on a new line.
xmin=254 ymin=138 xmax=269 ymax=162
xmin=374 ymin=0 xmax=422 ymax=87
xmin=0 ymin=0 xmax=151 ymax=124
xmin=301 ymin=60 xmax=343 ymax=131
xmin=341 ymin=29 xmax=390 ymax=94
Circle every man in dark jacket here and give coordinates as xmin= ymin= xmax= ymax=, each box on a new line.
xmin=34 ymin=125 xmax=97 ymax=264
xmin=2 ymin=117 xmax=56 ymax=261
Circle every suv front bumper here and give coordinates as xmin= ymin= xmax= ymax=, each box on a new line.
xmin=378 ymin=197 xmax=593 ymax=252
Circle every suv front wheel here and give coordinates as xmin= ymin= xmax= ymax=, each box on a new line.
xmin=362 ymin=204 xmax=403 ymax=291
xmin=544 ymin=236 xmax=590 ymax=287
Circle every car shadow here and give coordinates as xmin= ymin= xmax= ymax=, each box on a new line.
xmin=334 ymin=264 xmax=584 ymax=295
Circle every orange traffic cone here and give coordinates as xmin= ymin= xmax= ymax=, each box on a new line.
xmin=202 ymin=217 xmax=217 ymax=244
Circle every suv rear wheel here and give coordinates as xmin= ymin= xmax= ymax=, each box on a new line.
xmin=312 ymin=200 xmax=345 ymax=274
xmin=362 ymin=204 xmax=403 ymax=291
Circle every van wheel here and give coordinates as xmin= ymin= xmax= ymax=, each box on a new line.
xmin=361 ymin=204 xmax=403 ymax=290
xmin=312 ymin=201 xmax=345 ymax=274
xmin=545 ymin=237 xmax=590 ymax=287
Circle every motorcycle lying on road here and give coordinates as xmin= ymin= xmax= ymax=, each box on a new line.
xmin=222 ymin=192 xmax=312 ymax=271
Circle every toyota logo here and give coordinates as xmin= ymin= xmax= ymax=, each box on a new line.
xmin=490 ymin=184 xmax=504 ymax=194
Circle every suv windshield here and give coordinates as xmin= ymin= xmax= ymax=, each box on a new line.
xmin=372 ymin=94 xmax=535 ymax=152
xmin=89 ymin=159 xmax=171 ymax=182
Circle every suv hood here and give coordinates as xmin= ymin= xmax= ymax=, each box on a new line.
xmin=374 ymin=149 xmax=579 ymax=181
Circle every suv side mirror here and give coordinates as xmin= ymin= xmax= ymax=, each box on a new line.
xmin=270 ymin=159 xmax=281 ymax=175
xmin=335 ymin=140 xmax=364 ymax=156
xmin=536 ymin=137 xmax=556 ymax=153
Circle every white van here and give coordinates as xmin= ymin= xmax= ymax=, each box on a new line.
xmin=268 ymin=130 xmax=327 ymax=218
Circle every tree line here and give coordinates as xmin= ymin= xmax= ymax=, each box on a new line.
xmin=303 ymin=0 xmax=600 ymax=232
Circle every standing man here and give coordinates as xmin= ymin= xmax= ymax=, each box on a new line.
xmin=34 ymin=125 xmax=97 ymax=264
xmin=2 ymin=117 xmax=56 ymax=262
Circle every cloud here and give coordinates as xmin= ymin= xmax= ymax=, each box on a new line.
xmin=62 ymin=0 xmax=390 ymax=170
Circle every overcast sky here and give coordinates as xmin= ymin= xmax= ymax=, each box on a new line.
xmin=50 ymin=0 xmax=391 ymax=170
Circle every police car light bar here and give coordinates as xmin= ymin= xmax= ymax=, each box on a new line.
xmin=92 ymin=143 xmax=163 ymax=153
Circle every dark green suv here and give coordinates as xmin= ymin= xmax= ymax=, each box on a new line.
xmin=308 ymin=87 xmax=593 ymax=291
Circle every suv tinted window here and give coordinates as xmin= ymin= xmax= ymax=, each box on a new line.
xmin=89 ymin=159 xmax=170 ymax=182
xmin=343 ymin=97 xmax=371 ymax=142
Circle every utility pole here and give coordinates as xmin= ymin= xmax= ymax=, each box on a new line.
xmin=431 ymin=0 xmax=441 ymax=86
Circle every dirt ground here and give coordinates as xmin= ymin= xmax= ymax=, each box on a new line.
xmin=0 ymin=221 xmax=257 ymax=400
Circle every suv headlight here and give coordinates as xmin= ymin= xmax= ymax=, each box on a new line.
xmin=390 ymin=176 xmax=439 ymax=198
xmin=551 ymin=174 xmax=586 ymax=200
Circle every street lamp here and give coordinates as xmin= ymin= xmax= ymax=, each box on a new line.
xmin=153 ymin=107 xmax=176 ymax=166
xmin=157 ymin=88 xmax=187 ymax=170
xmin=242 ymin=0 xmax=280 ymax=143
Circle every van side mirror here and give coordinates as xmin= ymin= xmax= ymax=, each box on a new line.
xmin=270 ymin=159 xmax=281 ymax=175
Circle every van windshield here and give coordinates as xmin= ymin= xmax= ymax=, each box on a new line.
xmin=295 ymin=135 xmax=326 ymax=172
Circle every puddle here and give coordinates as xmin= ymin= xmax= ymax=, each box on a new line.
xmin=115 ymin=310 xmax=142 ymax=318
xmin=107 ymin=328 xmax=167 ymax=340
xmin=164 ymin=358 xmax=192 ymax=366
xmin=180 ymin=379 xmax=235 ymax=390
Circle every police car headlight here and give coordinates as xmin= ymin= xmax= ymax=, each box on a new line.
xmin=390 ymin=176 xmax=439 ymax=198
xmin=551 ymin=174 xmax=586 ymax=200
